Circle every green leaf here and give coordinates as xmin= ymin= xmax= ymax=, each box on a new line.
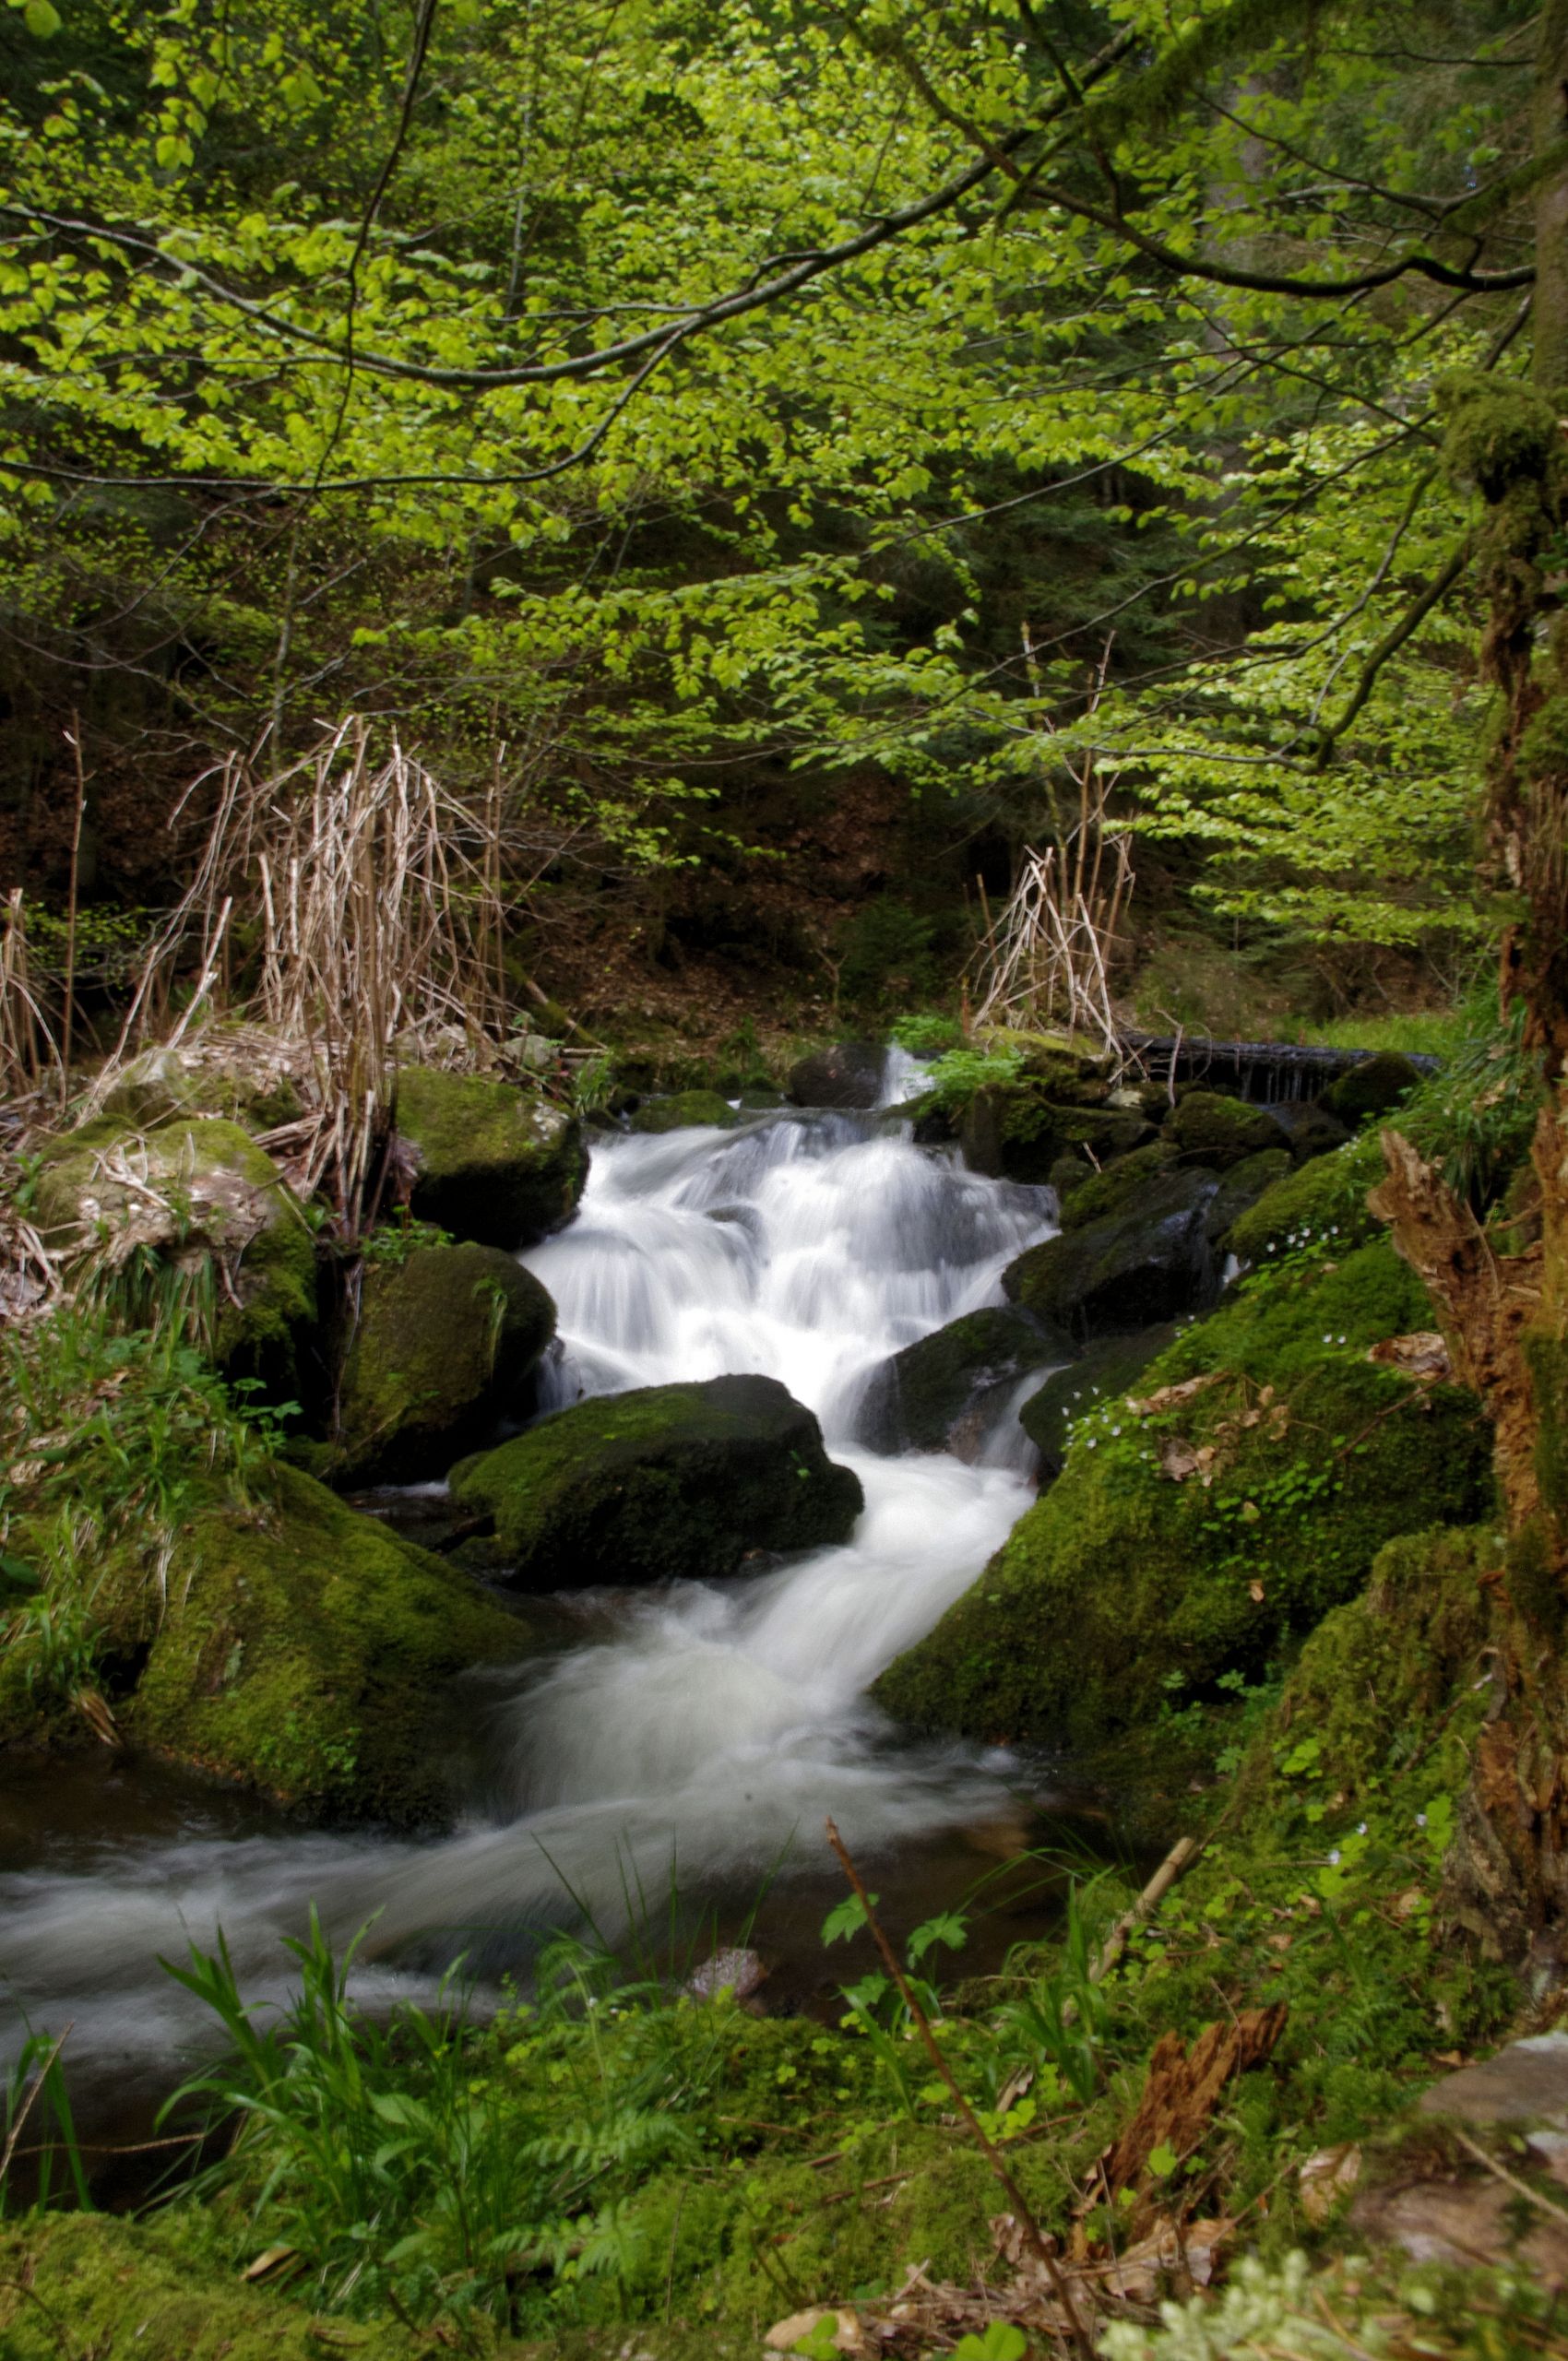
xmin=821 ymin=1892 xmax=875 ymax=1947
xmin=954 ymin=2325 xmax=1028 ymax=2361
xmin=22 ymin=0 xmax=61 ymax=34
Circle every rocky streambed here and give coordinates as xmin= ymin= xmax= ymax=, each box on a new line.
xmin=0 ymin=1031 xmax=1486 ymax=2152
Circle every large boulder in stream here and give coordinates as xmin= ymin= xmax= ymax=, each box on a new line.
xmin=858 ymin=1306 xmax=1075 ymax=1459
xmin=1002 ymin=1165 xmax=1220 ymax=1339
xmin=0 ymin=1463 xmax=535 ymax=1827
xmin=330 ymin=1242 xmax=557 ymax=1485
xmin=627 ymin=1088 xmax=741 ymax=1133
xmin=875 ymin=1237 xmax=1494 ymax=1753
xmin=449 ymin=1374 xmax=864 ymax=1588
xmin=787 ymin=1042 xmax=885 ymax=1109
xmin=33 ymin=1114 xmax=317 ymax=1394
xmin=394 ymin=1067 xmax=587 ymax=1250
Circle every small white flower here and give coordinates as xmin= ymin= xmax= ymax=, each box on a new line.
xmin=1111 ymin=1426 xmax=1122 ymax=1437
xmin=1323 ymin=1334 xmax=1332 ymax=1345
xmin=1357 ymin=1821 xmax=1367 ymax=1835
xmin=1328 ymin=1849 xmax=1341 ymax=1866
xmin=1416 ymin=1812 xmax=1427 ymax=1828
xmin=1338 ymin=1335 xmax=1347 ymax=1344
xmin=1087 ymin=1439 xmax=1097 ymax=1450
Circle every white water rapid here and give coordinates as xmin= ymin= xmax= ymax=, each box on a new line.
xmin=0 ymin=1086 xmax=1060 ymax=2075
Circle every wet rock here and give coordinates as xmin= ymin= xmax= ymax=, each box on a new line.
xmin=1324 ymin=1050 xmax=1425 ymax=1125
xmin=961 ymin=1090 xmax=1153 ymax=1187
xmin=685 ymin=1947 xmax=767 ymax=2003
xmin=1267 ymin=1099 xmax=1351 ymax=1164
xmin=34 ymin=1115 xmax=317 ymax=1394
xmin=1350 ymin=2174 xmax=1568 ymax=2285
xmin=626 ymin=1088 xmax=741 ymax=1133
xmin=1203 ymin=1147 xmax=1293 ymax=1246
xmin=857 ymin=1305 xmax=1075 ymax=1458
xmin=449 ymin=1373 xmax=864 ymax=1589
xmin=787 ymin=1042 xmax=885 ymax=1109
xmin=1416 ymin=2034 xmax=1568 ymax=2128
xmin=1164 ymin=1089 xmax=1288 ymax=1170
xmin=1056 ymin=1143 xmax=1173 ymax=1230
xmin=1018 ymin=1324 xmax=1178 ymax=1480
xmin=395 ymin=1067 xmax=587 ymax=1250
xmin=331 ymin=1243 xmax=557 ymax=1485
xmin=62 ymin=1463 xmax=535 ymax=1826
xmin=1002 ymin=1167 xmax=1219 ymax=1339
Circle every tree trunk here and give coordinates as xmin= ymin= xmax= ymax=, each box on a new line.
xmin=1372 ymin=7 xmax=1568 ymax=1971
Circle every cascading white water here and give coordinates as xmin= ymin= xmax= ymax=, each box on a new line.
xmin=0 ymin=1083 xmax=1058 ymax=2066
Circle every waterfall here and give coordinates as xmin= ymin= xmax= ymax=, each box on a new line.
xmin=0 ymin=1095 xmax=1056 ymax=2067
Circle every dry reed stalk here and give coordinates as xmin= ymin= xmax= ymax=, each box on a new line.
xmin=100 ymin=718 xmax=522 ymax=1225
xmin=0 ymin=892 xmax=61 ymax=1101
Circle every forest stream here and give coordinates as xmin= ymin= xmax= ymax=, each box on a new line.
xmin=0 ymin=1054 xmax=1086 ymax=2158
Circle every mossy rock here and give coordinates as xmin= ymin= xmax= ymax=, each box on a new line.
xmin=857 ymin=1305 xmax=1075 ymax=1456
xmin=98 ymin=1038 xmax=304 ymax=1133
xmin=395 ymin=1066 xmax=588 ymax=1250
xmin=627 ymin=1088 xmax=742 ymax=1133
xmin=962 ymin=1088 xmax=1153 ymax=1185
xmin=1269 ymin=1099 xmax=1352 ymax=1163
xmin=332 ymin=1243 xmax=557 ymax=1484
xmin=1323 ymin=1050 xmax=1425 ymax=1125
xmin=874 ymin=1239 xmax=1494 ymax=1751
xmin=1056 ymin=1143 xmax=1173 ymax=1229
xmin=1164 ymin=1089 xmax=1288 ymax=1169
xmin=118 ymin=1462 xmax=535 ymax=1824
xmin=1225 ymin=1133 xmax=1386 ymax=1265
xmin=787 ymin=1041 xmax=885 ymax=1109
xmin=0 ymin=2214 xmax=419 ymax=2361
xmin=34 ymin=1115 xmax=317 ymax=1394
xmin=1002 ymin=1166 xmax=1219 ymax=1339
xmin=1204 ymin=1147 xmax=1293 ymax=1246
xmin=1018 ymin=1323 xmax=1177 ymax=1479
xmin=449 ymin=1374 xmax=864 ymax=1588
xmin=1233 ymin=1524 xmax=1496 ymax=1826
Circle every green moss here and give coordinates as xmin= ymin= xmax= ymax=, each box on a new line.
xmin=395 ymin=1066 xmax=588 ymax=1249
xmin=1018 ymin=1324 xmax=1176 ymax=1477
xmin=1205 ymin=1146 xmax=1293 ymax=1241
xmin=0 ymin=2214 xmax=424 ymax=2361
xmin=122 ymin=1461 xmax=535 ymax=1823
xmin=875 ymin=1240 xmax=1493 ymax=1750
xmin=627 ymin=1088 xmax=742 ymax=1132
xmin=450 ymin=1374 xmax=864 ymax=1587
xmin=1165 ymin=1090 xmax=1287 ymax=1169
xmin=34 ymin=1114 xmax=318 ymax=1393
xmin=1224 ymin=1132 xmax=1385 ymax=1265
xmin=1057 ymin=1142 xmax=1172 ymax=1229
xmin=1523 ymin=1324 xmax=1568 ymax=1522
xmin=333 ymin=1243 xmax=555 ymax=1484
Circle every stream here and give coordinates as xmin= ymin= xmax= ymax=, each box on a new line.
xmin=0 ymin=1060 xmax=1087 ymax=2161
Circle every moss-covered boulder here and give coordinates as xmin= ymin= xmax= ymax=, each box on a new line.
xmin=1017 ymin=1323 xmax=1177 ymax=1479
xmin=332 ymin=1243 xmax=556 ymax=1485
xmin=961 ymin=1088 xmax=1153 ymax=1186
xmin=127 ymin=1464 xmax=531 ymax=1823
xmin=1225 ymin=1133 xmax=1386 ymax=1265
xmin=34 ymin=1115 xmax=316 ymax=1391
xmin=627 ymin=1089 xmax=742 ymax=1133
xmin=449 ymin=1374 xmax=864 ymax=1588
xmin=1002 ymin=1166 xmax=1219 ymax=1338
xmin=874 ymin=1239 xmax=1493 ymax=1751
xmin=1323 ymin=1050 xmax=1425 ymax=1125
xmin=787 ymin=1041 xmax=885 ymax=1109
xmin=857 ymin=1305 xmax=1075 ymax=1457
xmin=1053 ymin=1142 xmax=1172 ymax=1228
xmin=395 ymin=1066 xmax=587 ymax=1250
xmin=1204 ymin=1147 xmax=1293 ymax=1246
xmin=98 ymin=1036 xmax=304 ymax=1133
xmin=1165 ymin=1089 xmax=1288 ymax=1169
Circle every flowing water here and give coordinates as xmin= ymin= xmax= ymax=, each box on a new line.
xmin=0 ymin=1069 xmax=1072 ymax=2117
